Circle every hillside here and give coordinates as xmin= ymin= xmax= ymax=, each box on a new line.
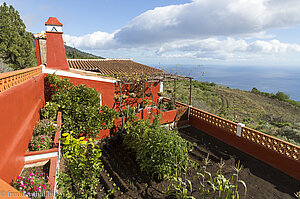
xmin=65 ymin=45 xmax=105 ymax=59
xmin=164 ymin=80 xmax=300 ymax=146
xmin=0 ymin=60 xmax=13 ymax=73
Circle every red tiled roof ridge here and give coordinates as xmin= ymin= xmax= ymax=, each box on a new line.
xmin=67 ymin=59 xmax=163 ymax=75
xmin=67 ymin=58 xmax=133 ymax=61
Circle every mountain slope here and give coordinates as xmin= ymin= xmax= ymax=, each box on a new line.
xmin=65 ymin=45 xmax=105 ymax=59
xmin=164 ymin=80 xmax=300 ymax=146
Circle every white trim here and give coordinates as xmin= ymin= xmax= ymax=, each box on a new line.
xmin=54 ymin=133 xmax=62 ymax=198
xmin=42 ymin=67 xmax=117 ymax=83
xmin=24 ymin=152 xmax=58 ymax=162
xmin=99 ymin=93 xmax=102 ymax=106
xmin=188 ymin=105 xmax=192 ymax=120
xmin=160 ymin=81 xmax=163 ymax=93
xmin=236 ymin=123 xmax=245 ymax=137
xmin=24 ymin=160 xmax=49 ymax=168
xmin=70 ymin=68 xmax=101 ymax=74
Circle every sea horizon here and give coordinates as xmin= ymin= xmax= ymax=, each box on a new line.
xmin=155 ymin=64 xmax=300 ymax=101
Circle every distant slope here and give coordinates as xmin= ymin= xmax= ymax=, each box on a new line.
xmin=65 ymin=45 xmax=105 ymax=59
xmin=0 ymin=59 xmax=13 ymax=73
xmin=164 ymin=80 xmax=300 ymax=146
xmin=33 ymin=40 xmax=104 ymax=60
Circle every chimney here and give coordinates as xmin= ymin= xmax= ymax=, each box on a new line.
xmin=34 ymin=17 xmax=69 ymax=70
xmin=33 ymin=32 xmax=46 ymax=65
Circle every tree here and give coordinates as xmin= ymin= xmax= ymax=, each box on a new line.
xmin=0 ymin=2 xmax=35 ymax=70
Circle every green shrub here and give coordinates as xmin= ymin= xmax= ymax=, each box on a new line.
xmin=57 ymin=132 xmax=106 ymax=198
xmin=41 ymin=102 xmax=59 ymax=120
xmin=123 ymin=118 xmax=194 ymax=179
xmin=251 ymin=87 xmax=260 ymax=94
xmin=274 ymin=91 xmax=290 ymax=101
xmin=45 ymin=74 xmax=118 ymax=138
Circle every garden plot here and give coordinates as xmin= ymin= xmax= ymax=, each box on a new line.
xmin=57 ymin=126 xmax=299 ymax=199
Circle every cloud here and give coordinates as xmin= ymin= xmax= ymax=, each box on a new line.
xmin=66 ymin=0 xmax=300 ymax=49
xmin=114 ymin=0 xmax=300 ymax=46
xmin=156 ymin=38 xmax=300 ymax=60
xmin=64 ymin=31 xmax=115 ymax=49
xmin=248 ymin=40 xmax=300 ymax=53
xmin=64 ymin=0 xmax=300 ymax=62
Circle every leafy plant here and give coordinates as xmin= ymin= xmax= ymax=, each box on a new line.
xmin=57 ymin=132 xmax=115 ymax=198
xmin=13 ymin=172 xmax=51 ymax=198
xmin=56 ymin=172 xmax=73 ymax=199
xmin=166 ymin=164 xmax=196 ymax=199
xmin=99 ymin=105 xmax=119 ymax=130
xmin=197 ymin=154 xmax=212 ymax=198
xmin=45 ymin=74 xmax=118 ymax=138
xmin=58 ymin=132 xmax=101 ymax=198
xmin=33 ymin=119 xmax=57 ymax=137
xmin=158 ymin=100 xmax=176 ymax=112
xmin=123 ymin=117 xmax=194 ymax=180
xmin=196 ymin=157 xmax=247 ymax=199
xmin=29 ymin=135 xmax=53 ymax=151
xmin=41 ymin=102 xmax=60 ymax=120
xmin=28 ymin=118 xmax=57 ymax=151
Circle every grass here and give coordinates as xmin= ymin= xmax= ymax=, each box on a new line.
xmin=164 ymin=79 xmax=300 ymax=146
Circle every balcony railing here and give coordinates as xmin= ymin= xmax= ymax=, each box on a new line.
xmin=0 ymin=66 xmax=43 ymax=93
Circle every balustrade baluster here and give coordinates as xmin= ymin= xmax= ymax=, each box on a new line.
xmin=0 ymin=66 xmax=42 ymax=94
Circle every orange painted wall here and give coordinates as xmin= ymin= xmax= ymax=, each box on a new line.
xmin=34 ymin=39 xmax=41 ymax=66
xmin=0 ymin=74 xmax=45 ymax=183
xmin=189 ymin=113 xmax=300 ymax=180
xmin=0 ymin=178 xmax=28 ymax=199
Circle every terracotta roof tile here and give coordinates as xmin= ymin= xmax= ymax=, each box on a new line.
xmin=67 ymin=59 xmax=163 ymax=75
xmin=45 ymin=17 xmax=63 ymax=26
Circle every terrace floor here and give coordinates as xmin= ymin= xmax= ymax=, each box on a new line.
xmin=59 ymin=125 xmax=300 ymax=198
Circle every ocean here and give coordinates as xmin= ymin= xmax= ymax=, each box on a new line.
xmin=160 ymin=65 xmax=300 ymax=101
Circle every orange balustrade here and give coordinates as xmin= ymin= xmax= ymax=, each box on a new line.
xmin=188 ymin=105 xmax=300 ymax=180
xmin=0 ymin=66 xmax=42 ymax=93
xmin=189 ymin=106 xmax=300 ymax=162
xmin=241 ymin=126 xmax=299 ymax=161
xmin=189 ymin=107 xmax=237 ymax=134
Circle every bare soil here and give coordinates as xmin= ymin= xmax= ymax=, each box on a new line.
xmin=59 ymin=126 xmax=300 ymax=198
xmin=88 ymin=126 xmax=299 ymax=198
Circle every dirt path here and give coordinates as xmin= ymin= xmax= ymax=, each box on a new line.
xmin=215 ymin=93 xmax=229 ymax=115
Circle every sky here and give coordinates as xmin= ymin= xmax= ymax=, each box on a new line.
xmin=2 ymin=0 xmax=300 ymax=67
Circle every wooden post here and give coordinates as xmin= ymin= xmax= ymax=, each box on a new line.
xmin=142 ymin=79 xmax=145 ymax=119
xmin=174 ymin=78 xmax=176 ymax=102
xmin=189 ymin=78 xmax=192 ymax=106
